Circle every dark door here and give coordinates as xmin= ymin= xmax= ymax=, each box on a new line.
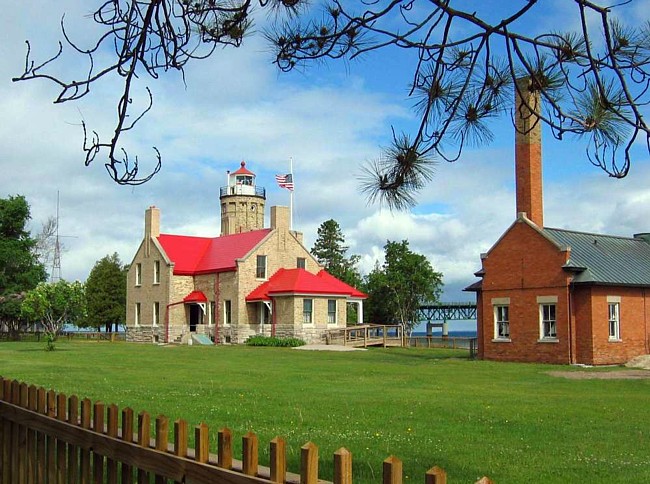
xmin=189 ymin=305 xmax=202 ymax=332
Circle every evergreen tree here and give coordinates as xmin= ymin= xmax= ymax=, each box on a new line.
xmin=84 ymin=253 xmax=127 ymax=332
xmin=0 ymin=195 xmax=47 ymax=339
xmin=311 ymin=219 xmax=362 ymax=288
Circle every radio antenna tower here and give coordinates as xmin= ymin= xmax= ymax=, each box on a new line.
xmin=51 ymin=191 xmax=62 ymax=282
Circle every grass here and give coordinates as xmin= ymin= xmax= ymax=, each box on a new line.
xmin=1 ymin=341 xmax=649 ymax=483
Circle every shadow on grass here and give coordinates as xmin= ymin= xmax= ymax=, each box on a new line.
xmin=368 ymin=347 xmax=474 ymax=361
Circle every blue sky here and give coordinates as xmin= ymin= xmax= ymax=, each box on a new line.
xmin=1 ymin=1 xmax=650 ymax=332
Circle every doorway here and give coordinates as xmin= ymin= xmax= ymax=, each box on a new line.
xmin=189 ymin=304 xmax=203 ymax=332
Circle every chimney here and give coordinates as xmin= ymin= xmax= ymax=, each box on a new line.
xmin=515 ymin=77 xmax=544 ymax=227
xmin=144 ymin=206 xmax=160 ymax=257
xmin=270 ymin=206 xmax=290 ymax=231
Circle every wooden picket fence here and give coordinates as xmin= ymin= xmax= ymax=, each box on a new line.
xmin=0 ymin=376 xmax=492 ymax=483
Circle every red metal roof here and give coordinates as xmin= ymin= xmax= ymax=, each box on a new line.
xmin=183 ymin=290 xmax=207 ymax=303
xmin=246 ymin=268 xmax=368 ymax=301
xmin=158 ymin=229 xmax=271 ymax=275
xmin=231 ymin=161 xmax=254 ymax=176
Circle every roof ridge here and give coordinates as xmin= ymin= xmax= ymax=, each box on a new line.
xmin=544 ymin=226 xmax=637 ymax=241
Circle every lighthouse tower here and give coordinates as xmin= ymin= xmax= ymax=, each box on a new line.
xmin=220 ymin=161 xmax=266 ymax=235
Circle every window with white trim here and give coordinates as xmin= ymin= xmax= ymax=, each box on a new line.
xmin=539 ymin=304 xmax=557 ymax=339
xmin=303 ymin=299 xmax=313 ymax=324
xmin=327 ymin=299 xmax=337 ymax=324
xmin=608 ymin=302 xmax=620 ymax=340
xmin=256 ymin=255 xmax=267 ymax=279
xmin=494 ymin=305 xmax=510 ymax=339
xmin=224 ymin=300 xmax=232 ymax=325
xmin=153 ymin=302 xmax=160 ymax=326
xmin=134 ymin=302 xmax=141 ymax=326
xmin=135 ymin=263 xmax=142 ymax=286
xmin=209 ymin=302 xmax=215 ymax=325
xmin=153 ymin=260 xmax=160 ymax=284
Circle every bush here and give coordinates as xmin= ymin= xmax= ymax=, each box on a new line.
xmin=245 ymin=336 xmax=306 ymax=347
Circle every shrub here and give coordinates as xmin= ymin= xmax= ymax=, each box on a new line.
xmin=245 ymin=336 xmax=306 ymax=347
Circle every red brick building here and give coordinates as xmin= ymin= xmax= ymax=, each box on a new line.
xmin=466 ymin=80 xmax=650 ymax=365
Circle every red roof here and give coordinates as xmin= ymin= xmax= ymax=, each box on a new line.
xmin=158 ymin=229 xmax=271 ymax=275
xmin=183 ymin=290 xmax=207 ymax=303
xmin=246 ymin=268 xmax=368 ymax=301
xmin=231 ymin=161 xmax=254 ymax=176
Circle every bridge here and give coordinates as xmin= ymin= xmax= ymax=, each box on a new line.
xmin=418 ymin=302 xmax=477 ymax=336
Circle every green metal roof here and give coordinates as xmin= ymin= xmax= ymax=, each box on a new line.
xmin=543 ymin=228 xmax=650 ymax=286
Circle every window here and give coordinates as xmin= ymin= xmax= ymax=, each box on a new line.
xmin=209 ymin=302 xmax=215 ymax=325
xmin=327 ymin=300 xmax=337 ymax=324
xmin=494 ymin=305 xmax=510 ymax=339
xmin=135 ymin=263 xmax=142 ymax=286
xmin=256 ymin=255 xmax=267 ymax=279
xmin=153 ymin=302 xmax=160 ymax=326
xmin=297 ymin=257 xmax=306 ymax=269
xmin=303 ymin=299 xmax=313 ymax=324
xmin=608 ymin=302 xmax=620 ymax=340
xmin=153 ymin=260 xmax=160 ymax=284
xmin=134 ymin=303 xmax=141 ymax=326
xmin=540 ymin=304 xmax=557 ymax=339
xmin=224 ymin=300 xmax=232 ymax=325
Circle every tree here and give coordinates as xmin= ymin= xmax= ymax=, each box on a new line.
xmin=12 ymin=1 xmax=650 ymax=207
xmin=311 ymin=219 xmax=362 ymax=288
xmin=364 ymin=240 xmax=443 ymax=335
xmin=84 ymin=253 xmax=127 ymax=332
xmin=0 ymin=195 xmax=47 ymax=339
xmin=21 ymin=280 xmax=86 ymax=344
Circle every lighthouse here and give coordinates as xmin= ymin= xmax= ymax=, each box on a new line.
xmin=219 ymin=161 xmax=266 ymax=235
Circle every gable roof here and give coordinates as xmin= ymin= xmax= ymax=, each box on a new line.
xmin=246 ymin=268 xmax=368 ymax=301
xmin=543 ymin=228 xmax=650 ymax=286
xmin=157 ymin=229 xmax=271 ymax=275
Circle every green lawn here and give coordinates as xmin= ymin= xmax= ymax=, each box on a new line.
xmin=1 ymin=341 xmax=649 ymax=483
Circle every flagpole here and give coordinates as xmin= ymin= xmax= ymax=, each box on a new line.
xmin=289 ymin=157 xmax=294 ymax=230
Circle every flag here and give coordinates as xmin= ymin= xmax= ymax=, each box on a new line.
xmin=275 ymin=173 xmax=294 ymax=191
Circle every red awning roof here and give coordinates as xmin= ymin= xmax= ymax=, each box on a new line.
xmin=246 ymin=268 xmax=368 ymax=302
xmin=158 ymin=229 xmax=271 ymax=275
xmin=183 ymin=290 xmax=208 ymax=303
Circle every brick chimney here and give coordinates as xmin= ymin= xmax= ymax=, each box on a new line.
xmin=515 ymin=77 xmax=544 ymax=227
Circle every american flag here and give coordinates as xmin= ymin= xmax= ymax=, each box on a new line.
xmin=275 ymin=173 xmax=294 ymax=191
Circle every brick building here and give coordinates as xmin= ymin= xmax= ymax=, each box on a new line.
xmin=466 ymin=80 xmax=650 ymax=365
xmin=126 ymin=162 xmax=366 ymax=344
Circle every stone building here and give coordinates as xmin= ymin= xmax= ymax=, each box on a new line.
xmin=466 ymin=80 xmax=650 ymax=365
xmin=125 ymin=162 xmax=366 ymax=344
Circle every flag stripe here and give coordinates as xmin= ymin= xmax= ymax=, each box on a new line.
xmin=275 ymin=173 xmax=294 ymax=191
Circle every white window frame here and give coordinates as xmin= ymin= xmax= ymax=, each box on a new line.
xmin=608 ymin=301 xmax=621 ymax=341
xmin=256 ymin=255 xmax=267 ymax=279
xmin=209 ymin=301 xmax=215 ymax=326
xmin=224 ymin=300 xmax=232 ymax=326
xmin=303 ymin=299 xmax=313 ymax=325
xmin=539 ymin=303 xmax=557 ymax=340
xmin=153 ymin=302 xmax=160 ymax=327
xmin=493 ymin=305 xmax=510 ymax=340
xmin=327 ymin=299 xmax=337 ymax=325
xmin=135 ymin=263 xmax=142 ymax=286
xmin=153 ymin=260 xmax=160 ymax=284
xmin=134 ymin=302 xmax=141 ymax=327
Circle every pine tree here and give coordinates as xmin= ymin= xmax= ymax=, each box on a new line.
xmin=84 ymin=253 xmax=127 ymax=332
xmin=311 ymin=219 xmax=361 ymax=288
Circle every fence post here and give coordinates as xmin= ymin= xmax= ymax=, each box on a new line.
xmin=37 ymin=389 xmax=48 ymax=484
xmin=242 ymin=431 xmax=259 ymax=476
xmin=56 ymin=392 xmax=67 ymax=484
xmin=333 ymin=447 xmax=352 ymax=484
xmin=121 ymin=407 xmax=134 ymax=484
xmin=27 ymin=385 xmax=38 ymax=484
xmin=300 ymin=442 xmax=318 ymax=484
xmin=67 ymin=395 xmax=79 ymax=484
xmin=107 ymin=404 xmax=119 ymax=484
xmin=270 ymin=436 xmax=286 ymax=483
xmin=195 ymin=422 xmax=209 ymax=464
xmin=218 ymin=427 xmax=232 ymax=469
xmin=425 ymin=466 xmax=447 ymax=484
xmin=137 ymin=411 xmax=151 ymax=482
xmin=0 ymin=379 xmax=9 ymax=484
xmin=79 ymin=398 xmax=92 ymax=484
xmin=383 ymin=455 xmax=402 ymax=484
xmin=174 ymin=419 xmax=188 ymax=458
xmin=155 ymin=415 xmax=169 ymax=484
xmin=46 ymin=389 xmax=56 ymax=483
xmin=93 ymin=402 xmax=105 ymax=484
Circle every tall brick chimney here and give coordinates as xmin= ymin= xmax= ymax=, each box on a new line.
xmin=515 ymin=77 xmax=544 ymax=227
